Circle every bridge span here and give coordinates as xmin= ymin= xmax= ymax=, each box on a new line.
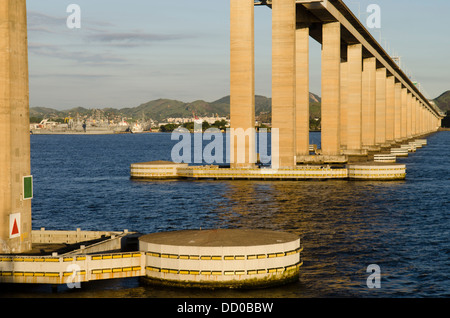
xmin=230 ymin=0 xmax=444 ymax=167
xmin=0 ymin=0 xmax=445 ymax=260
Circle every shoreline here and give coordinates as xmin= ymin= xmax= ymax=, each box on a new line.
xmin=30 ymin=130 xmax=153 ymax=135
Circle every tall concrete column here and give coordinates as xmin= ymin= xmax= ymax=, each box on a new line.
xmin=411 ymin=97 xmax=416 ymax=137
xmin=415 ymin=99 xmax=420 ymax=136
xmin=394 ymin=82 xmax=402 ymax=141
xmin=375 ymin=68 xmax=386 ymax=145
xmin=230 ymin=0 xmax=255 ymax=168
xmin=321 ymin=22 xmax=341 ymax=156
xmin=361 ymin=57 xmax=376 ymax=148
xmin=401 ymin=87 xmax=407 ymax=139
xmin=420 ymin=102 xmax=424 ymax=134
xmin=385 ymin=76 xmax=395 ymax=144
xmin=0 ymin=0 xmax=32 ymax=253
xmin=406 ymin=92 xmax=412 ymax=139
xmin=272 ymin=0 xmax=296 ymax=168
xmin=423 ymin=109 xmax=426 ymax=133
xmin=418 ymin=104 xmax=422 ymax=135
xmin=419 ymin=104 xmax=424 ymax=135
xmin=424 ymin=106 xmax=428 ymax=133
xmin=346 ymin=43 xmax=363 ymax=152
xmin=295 ymin=25 xmax=310 ymax=157
xmin=340 ymin=60 xmax=348 ymax=150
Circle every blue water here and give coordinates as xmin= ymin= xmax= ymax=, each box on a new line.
xmin=4 ymin=131 xmax=450 ymax=297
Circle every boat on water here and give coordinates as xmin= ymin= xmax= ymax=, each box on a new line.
xmin=131 ymin=123 xmax=144 ymax=133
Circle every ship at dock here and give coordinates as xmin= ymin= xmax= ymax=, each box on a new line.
xmin=30 ymin=117 xmax=153 ymax=135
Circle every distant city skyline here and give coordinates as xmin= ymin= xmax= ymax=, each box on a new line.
xmin=27 ymin=0 xmax=450 ymax=110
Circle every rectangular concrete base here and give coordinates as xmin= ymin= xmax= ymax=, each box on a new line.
xmin=296 ymin=155 xmax=348 ymax=164
xmin=362 ymin=145 xmax=381 ymax=152
xmin=342 ymin=149 xmax=368 ymax=156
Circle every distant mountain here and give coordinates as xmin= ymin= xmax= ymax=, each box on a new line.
xmin=29 ymin=93 xmax=322 ymax=122
xmin=309 ymin=92 xmax=321 ymax=103
xmin=30 ymin=107 xmax=65 ymax=118
xmin=434 ymin=90 xmax=450 ymax=112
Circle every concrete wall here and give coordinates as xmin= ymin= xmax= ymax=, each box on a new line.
xmin=32 ymin=228 xmax=124 ymax=245
xmin=1 ymin=230 xmax=143 ymax=284
xmin=0 ymin=251 xmax=144 ymax=285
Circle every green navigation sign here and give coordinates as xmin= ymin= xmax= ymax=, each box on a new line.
xmin=23 ymin=175 xmax=33 ymax=200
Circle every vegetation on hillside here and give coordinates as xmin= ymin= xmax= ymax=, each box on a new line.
xmin=31 ymin=90 xmax=450 ymax=130
xmin=434 ymin=90 xmax=450 ymax=112
xmin=29 ymin=93 xmax=322 ymax=124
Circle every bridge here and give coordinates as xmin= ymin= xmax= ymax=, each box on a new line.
xmin=230 ymin=0 xmax=444 ymax=167
xmin=0 ymin=0 xmax=445 ymax=286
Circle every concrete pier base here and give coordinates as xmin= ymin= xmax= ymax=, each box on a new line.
xmin=129 ymin=157 xmax=411 ymax=181
xmin=342 ymin=149 xmax=368 ymax=156
xmin=139 ymin=229 xmax=302 ymax=289
xmin=130 ymin=161 xmax=189 ymax=179
xmin=373 ymin=154 xmax=397 ymax=163
xmin=390 ymin=148 xmax=409 ymax=157
xmin=129 ymin=135 xmax=435 ymax=182
xmin=348 ymin=163 xmax=406 ymax=180
xmin=362 ymin=145 xmax=382 ymax=152
xmin=415 ymin=139 xmax=427 ymax=146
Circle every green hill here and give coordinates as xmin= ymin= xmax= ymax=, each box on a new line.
xmin=29 ymin=107 xmax=65 ymax=118
xmin=121 ymin=98 xmax=187 ymax=121
xmin=434 ymin=90 xmax=450 ymax=112
xmin=29 ymin=93 xmax=323 ymax=122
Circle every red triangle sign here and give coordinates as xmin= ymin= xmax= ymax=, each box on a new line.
xmin=11 ymin=219 xmax=19 ymax=236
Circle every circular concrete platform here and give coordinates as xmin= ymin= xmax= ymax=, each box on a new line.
xmin=139 ymin=229 xmax=302 ymax=288
xmin=347 ymin=162 xmax=406 ymax=180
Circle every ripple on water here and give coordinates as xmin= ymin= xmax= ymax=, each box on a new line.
xmin=20 ymin=132 xmax=450 ymax=297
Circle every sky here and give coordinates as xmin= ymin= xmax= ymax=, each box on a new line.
xmin=26 ymin=0 xmax=450 ymax=110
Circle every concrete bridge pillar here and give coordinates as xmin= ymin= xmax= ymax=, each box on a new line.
xmin=295 ymin=25 xmax=310 ymax=157
xmin=420 ymin=105 xmax=425 ymax=134
xmin=345 ymin=44 xmax=363 ymax=153
xmin=272 ymin=0 xmax=297 ymax=168
xmin=431 ymin=112 xmax=434 ymax=132
xmin=418 ymin=104 xmax=423 ymax=135
xmin=418 ymin=100 xmax=422 ymax=135
xmin=401 ymin=87 xmax=408 ymax=139
xmin=422 ymin=105 xmax=426 ymax=134
xmin=385 ymin=75 xmax=395 ymax=144
xmin=412 ymin=96 xmax=417 ymax=137
xmin=415 ymin=99 xmax=420 ymax=136
xmin=0 ymin=0 xmax=32 ymax=253
xmin=361 ymin=57 xmax=376 ymax=149
xmin=406 ymin=92 xmax=412 ymax=139
xmin=394 ymin=82 xmax=402 ymax=142
xmin=321 ymin=22 xmax=341 ymax=156
xmin=375 ymin=68 xmax=387 ymax=146
xmin=340 ymin=60 xmax=348 ymax=150
xmin=230 ymin=0 xmax=256 ymax=168
xmin=418 ymin=102 xmax=422 ymax=135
